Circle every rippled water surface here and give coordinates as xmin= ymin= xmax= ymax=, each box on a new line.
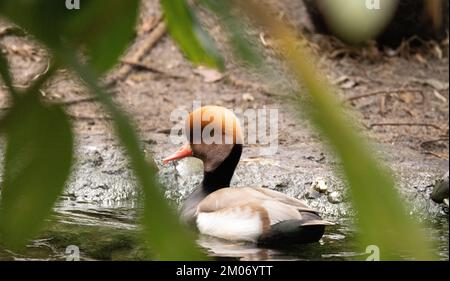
xmin=0 ymin=198 xmax=447 ymax=261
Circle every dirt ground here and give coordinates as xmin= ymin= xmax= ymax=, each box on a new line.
xmin=1 ymin=0 xmax=448 ymax=155
xmin=0 ymin=0 xmax=448 ymax=208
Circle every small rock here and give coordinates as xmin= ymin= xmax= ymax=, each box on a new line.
xmin=144 ymin=138 xmax=157 ymax=145
xmin=327 ymin=191 xmax=343 ymax=204
xmin=89 ymin=151 xmax=103 ymax=167
xmin=92 ymin=184 xmax=110 ymax=190
xmin=275 ymin=181 xmax=288 ymax=188
xmin=242 ymin=93 xmax=255 ymax=102
xmin=312 ymin=178 xmax=328 ymax=193
xmin=424 ymin=78 xmax=449 ymax=91
xmin=305 ymin=189 xmax=321 ymax=199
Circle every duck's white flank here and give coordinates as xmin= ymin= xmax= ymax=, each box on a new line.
xmin=196 ymin=205 xmax=264 ymax=242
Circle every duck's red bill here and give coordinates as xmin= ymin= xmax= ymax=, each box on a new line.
xmin=162 ymin=143 xmax=193 ymax=164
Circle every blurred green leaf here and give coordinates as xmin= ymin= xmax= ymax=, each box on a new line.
xmin=0 ymin=0 xmax=70 ymax=48
xmin=201 ymin=0 xmax=262 ymax=68
xmin=65 ymin=0 xmax=140 ymax=74
xmin=1 ymin=0 xmax=205 ymax=259
xmin=0 ymin=93 xmax=74 ymax=249
xmin=230 ymin=0 xmax=434 ymax=260
xmin=0 ymin=0 xmax=139 ymax=74
xmin=161 ymin=0 xmax=224 ymax=70
xmin=65 ymin=53 xmax=206 ymax=260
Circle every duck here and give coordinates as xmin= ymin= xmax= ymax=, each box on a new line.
xmin=163 ymin=106 xmax=332 ymax=246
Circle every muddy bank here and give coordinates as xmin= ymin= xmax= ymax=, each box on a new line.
xmin=61 ymin=133 xmax=448 ymax=221
xmin=2 ymin=135 xmax=448 ymax=261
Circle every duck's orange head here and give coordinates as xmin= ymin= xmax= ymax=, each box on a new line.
xmin=163 ymin=106 xmax=243 ymax=172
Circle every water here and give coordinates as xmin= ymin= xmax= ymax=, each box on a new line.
xmin=0 ymin=197 xmax=447 ymax=261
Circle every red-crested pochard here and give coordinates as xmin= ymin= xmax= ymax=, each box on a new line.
xmin=163 ymin=106 xmax=332 ymax=245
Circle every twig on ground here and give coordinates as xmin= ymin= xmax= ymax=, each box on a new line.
xmin=420 ymin=137 xmax=449 ymax=148
xmin=367 ymin=122 xmax=443 ymax=130
xmin=57 ymin=97 xmax=97 ymax=106
xmin=67 ymin=114 xmax=112 ymax=121
xmin=422 ymin=151 xmax=449 ymax=160
xmin=113 ymin=19 xmax=167 ymax=82
xmin=345 ymin=88 xmax=424 ymax=103
xmin=227 ymin=74 xmax=278 ymax=97
xmin=120 ymin=59 xmax=186 ymax=79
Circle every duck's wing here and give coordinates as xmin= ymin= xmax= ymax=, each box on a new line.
xmin=195 ymin=187 xmax=330 ymax=241
xmin=197 ymin=187 xmax=316 ymax=212
xmin=197 ymin=187 xmax=317 ymax=213
xmin=251 ymin=187 xmax=318 ymax=213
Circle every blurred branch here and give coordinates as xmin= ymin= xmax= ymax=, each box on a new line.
xmin=120 ymin=59 xmax=187 ymax=79
xmin=161 ymin=0 xmax=224 ymax=70
xmin=231 ymin=0 xmax=434 ymax=260
xmin=345 ymin=88 xmax=424 ymax=103
xmin=114 ymin=19 xmax=167 ymax=83
xmin=368 ymin=122 xmax=443 ymax=131
xmin=425 ymin=0 xmax=443 ymax=29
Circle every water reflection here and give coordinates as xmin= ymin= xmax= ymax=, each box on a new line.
xmin=0 ymin=199 xmax=448 ymax=261
xmin=197 ymin=220 xmax=364 ymax=261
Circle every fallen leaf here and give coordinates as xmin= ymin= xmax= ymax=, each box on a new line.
xmin=138 ymin=15 xmax=160 ymax=35
xmin=340 ymin=80 xmax=357 ymax=89
xmin=432 ymin=44 xmax=443 ymax=60
xmin=332 ymin=75 xmax=349 ymax=85
xmin=411 ymin=78 xmax=449 ymax=91
xmin=193 ymin=66 xmax=223 ymax=83
xmin=414 ymin=53 xmax=427 ymax=64
xmin=399 ymin=92 xmax=415 ymax=104
xmin=424 ymin=78 xmax=449 ymax=91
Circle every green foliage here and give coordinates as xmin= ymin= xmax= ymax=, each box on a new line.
xmin=64 ymin=0 xmax=140 ymax=74
xmin=0 ymin=0 xmax=205 ymax=260
xmin=0 ymin=0 xmax=70 ymax=48
xmin=67 ymin=58 xmax=205 ymax=260
xmin=0 ymin=0 xmax=139 ymax=74
xmin=0 ymin=93 xmax=74 ymax=249
xmin=160 ymin=0 xmax=224 ymax=70
xmin=0 ymin=0 xmax=436 ymax=260
xmin=220 ymin=1 xmax=434 ymax=260
xmin=201 ymin=0 xmax=263 ymax=67
xmin=164 ymin=0 xmax=436 ymax=260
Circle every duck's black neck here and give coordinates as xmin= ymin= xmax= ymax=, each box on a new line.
xmin=202 ymin=144 xmax=242 ymax=193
